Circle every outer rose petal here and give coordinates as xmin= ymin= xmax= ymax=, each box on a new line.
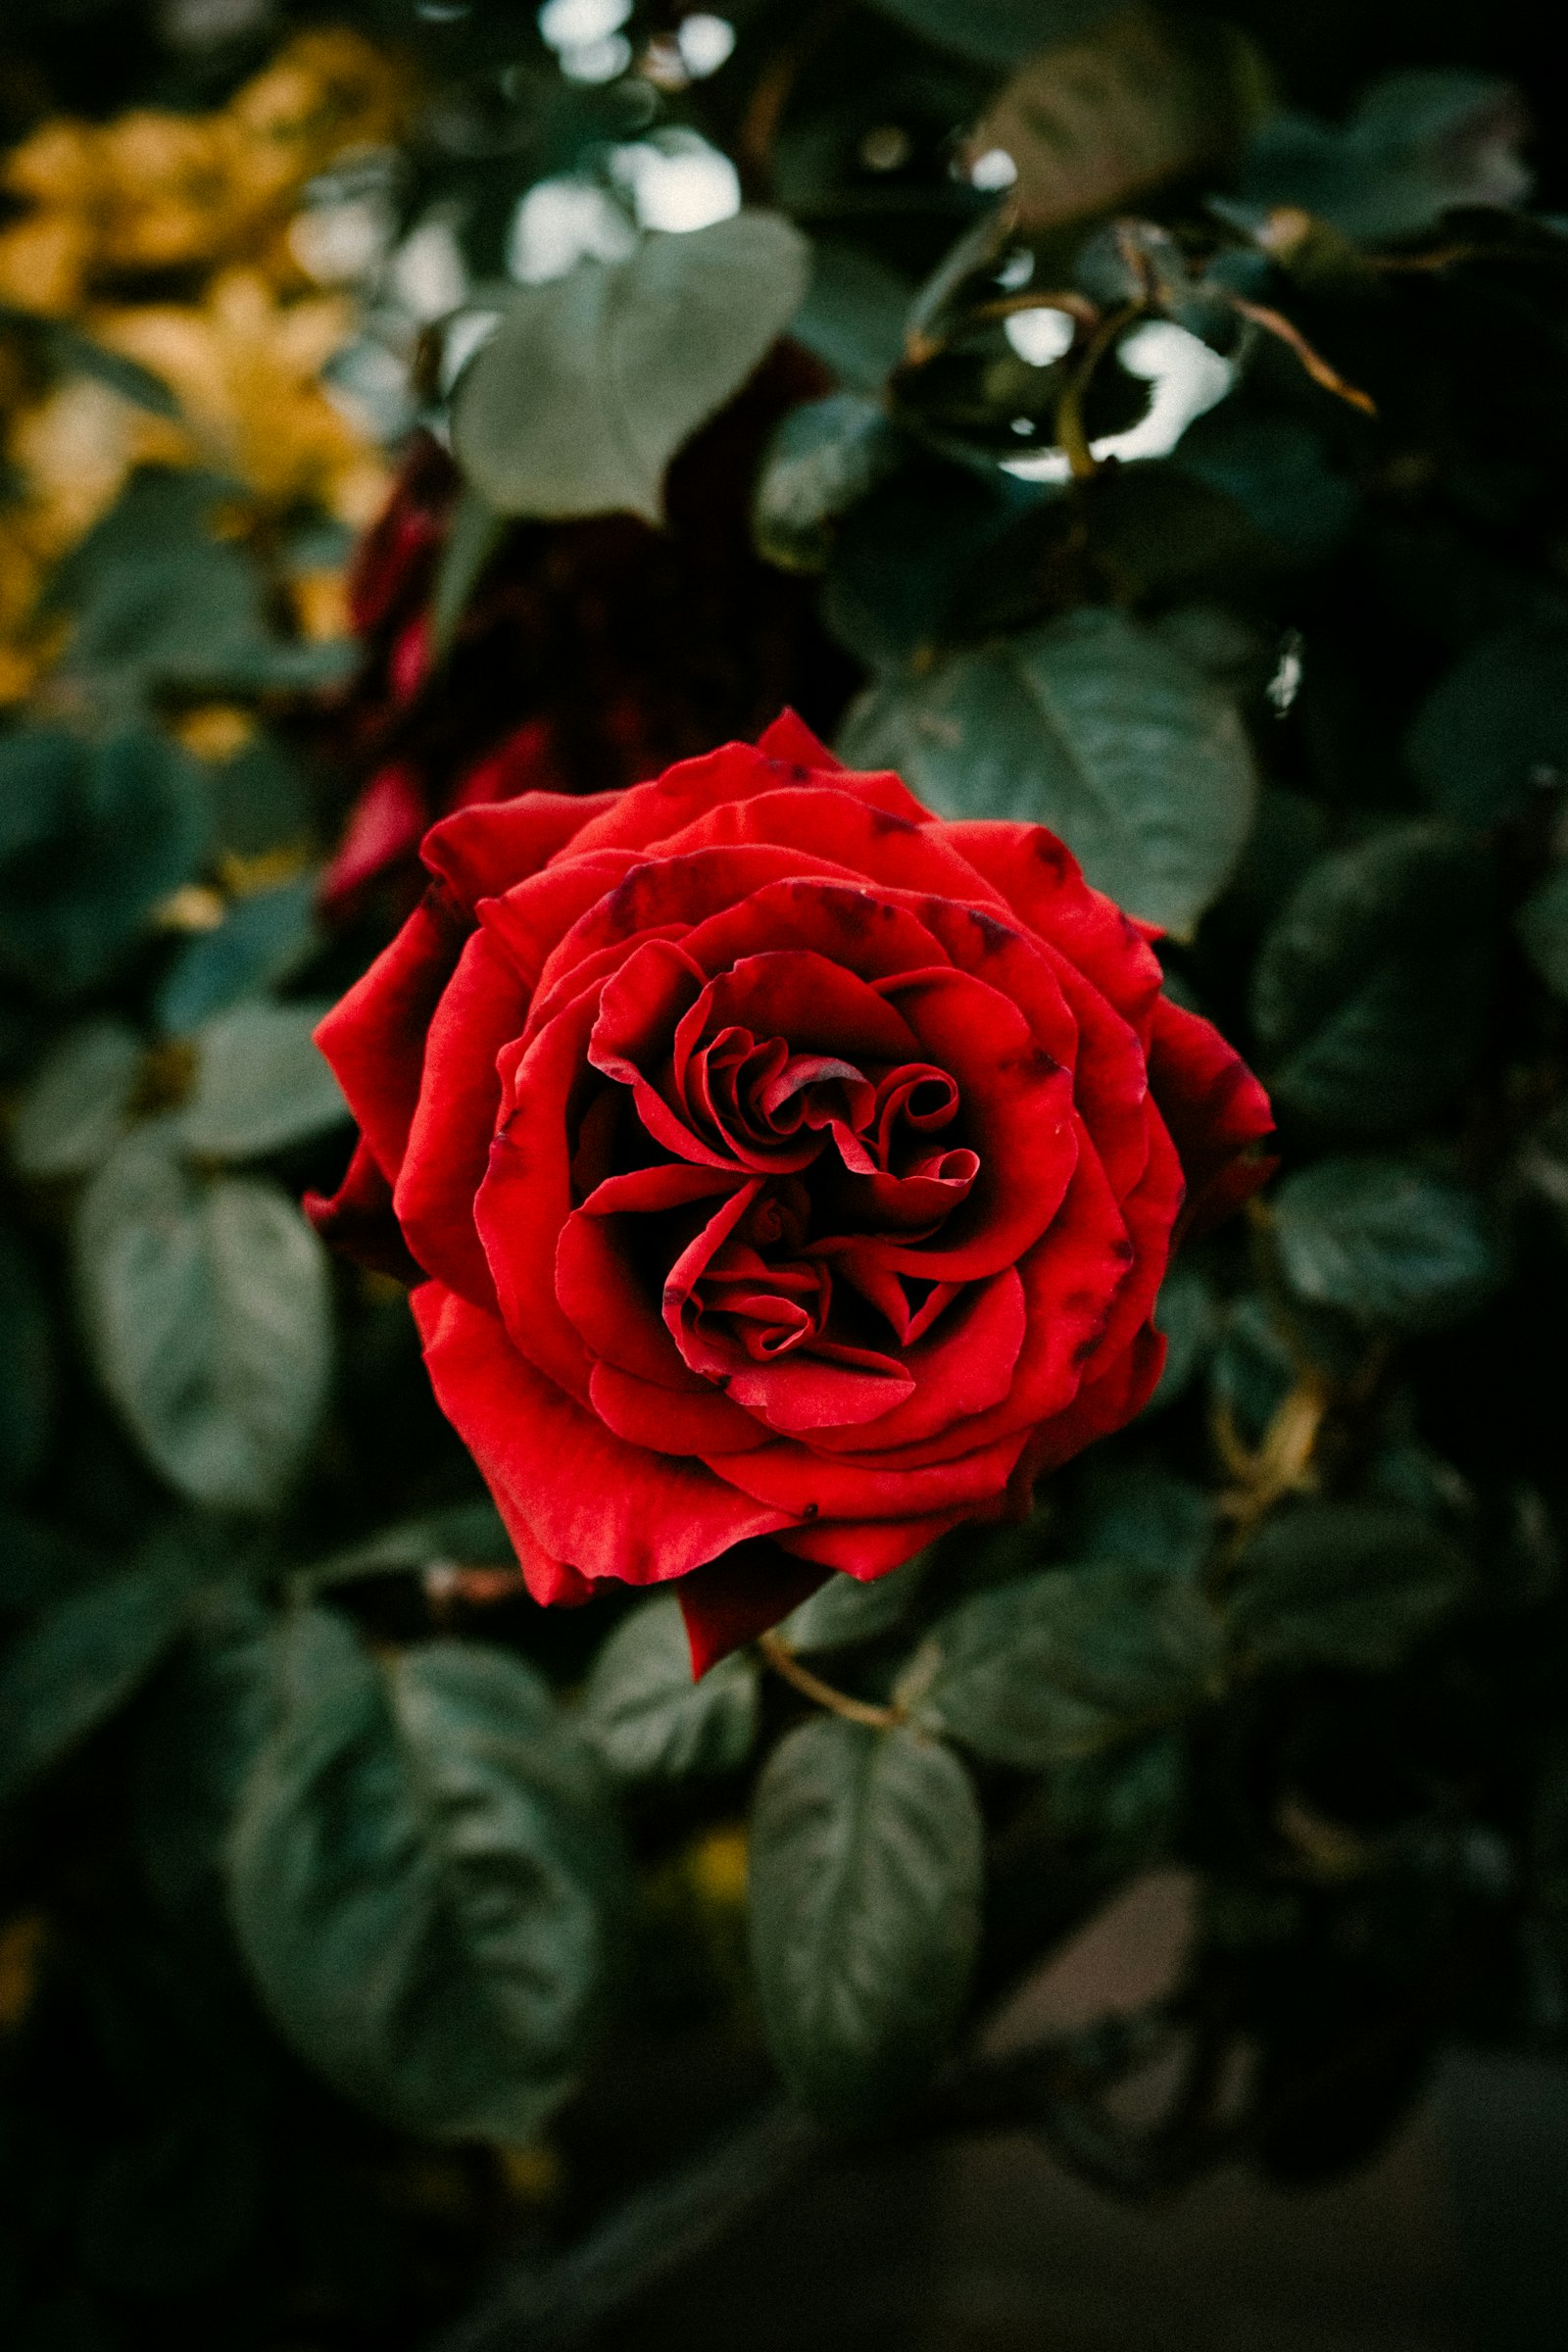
xmin=676 ymin=1539 xmax=832 ymax=1676
xmin=413 ymin=1282 xmax=797 ymax=1581
xmin=1148 ymin=997 xmax=1275 ymax=1241
xmin=420 ymin=786 xmax=622 ymax=917
xmin=304 ymin=1135 xmax=421 ymax=1282
xmin=320 ymin=762 xmax=427 ymax=912
xmin=314 ymin=894 xmax=464 ymax=1185
xmin=943 ymin=820 xmax=1164 ymax=1042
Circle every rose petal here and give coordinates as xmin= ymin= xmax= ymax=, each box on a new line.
xmin=414 ymin=1282 xmax=796 ymax=1581
xmin=676 ymin=1539 xmax=832 ymax=1674
xmin=421 ymin=785 xmax=622 ymax=916
xmin=555 ymin=1158 xmax=745 ymax=1390
xmin=320 ymin=762 xmax=428 ymax=912
xmin=1148 ymin=997 xmax=1275 ymax=1242
xmin=944 ymin=820 xmax=1165 ymax=1042
xmin=304 ymin=1134 xmax=423 ymax=1283
xmin=314 ymin=893 xmax=465 ymax=1184
xmin=394 ymin=923 xmax=532 ymax=1309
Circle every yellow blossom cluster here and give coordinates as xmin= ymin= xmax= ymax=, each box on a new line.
xmin=0 ymin=29 xmax=409 ymax=703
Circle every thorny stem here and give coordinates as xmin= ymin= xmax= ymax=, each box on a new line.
xmin=758 ymin=1631 xmax=902 ymax=1729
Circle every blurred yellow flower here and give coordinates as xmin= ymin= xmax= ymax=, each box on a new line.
xmin=92 ymin=269 xmax=390 ymax=522
xmin=0 ymin=29 xmax=410 ymax=312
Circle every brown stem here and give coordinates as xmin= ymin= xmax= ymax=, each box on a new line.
xmin=1225 ymin=293 xmax=1377 ymax=416
xmin=1055 ymin=302 xmax=1140 ymax=480
xmin=758 ymin=1631 xmax=902 ymax=1729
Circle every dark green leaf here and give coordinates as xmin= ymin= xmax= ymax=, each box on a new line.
xmin=840 ymin=608 xmax=1255 ymax=935
xmin=1407 ymin=623 xmax=1568 ymax=825
xmin=820 ymin=462 xmax=1037 ymax=669
xmin=1076 ymin=1465 xmax=1213 ymax=1581
xmin=133 ymin=1580 xmax=274 ymax=1926
xmin=75 ymin=1130 xmax=332 ymax=1512
xmin=1243 ymin=73 xmax=1530 ymax=245
xmin=0 ymin=1512 xmax=97 ymax=1614
xmin=1273 ymin=1155 xmax=1500 ymax=1331
xmin=1209 ymin=1292 xmax=1296 ymax=1447
xmin=227 ymin=1608 xmax=620 ymax=2140
xmin=1146 ymin=1259 xmax=1219 ymax=1414
xmin=0 ymin=728 xmax=210 ymax=996
xmin=155 ymin=882 xmax=318 ymax=1037
xmin=178 ymin=1001 xmax=346 ymax=1159
xmin=752 ymin=395 xmax=905 ymax=573
xmin=452 ymin=213 xmax=810 ymax=521
xmin=790 ymin=239 xmax=912 ymax=392
xmin=1250 ymin=822 xmax=1491 ymax=1132
xmin=0 ymin=1222 xmax=55 ymax=1491
xmin=748 ymin=1716 xmax=981 ymax=2124
xmin=303 ymin=1500 xmax=514 ymax=1590
xmin=1517 ymin=864 xmax=1568 ymax=1001
xmin=579 ymin=1593 xmax=758 ymax=1781
xmin=921 ymin=1559 xmax=1224 ymax=1765
xmin=10 ymin=1020 xmax=141 ymax=1180
xmin=1045 ymin=1729 xmax=1186 ymax=1849
xmin=1227 ymin=1502 xmax=1471 ymax=1671
xmin=0 ymin=1536 xmax=200 ymax=1801
xmin=780 ymin=1554 xmax=928 ymax=1653
xmin=79 ymin=2111 xmax=260 ymax=2293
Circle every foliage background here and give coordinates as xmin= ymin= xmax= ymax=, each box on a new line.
xmin=5 ymin=3 xmax=1568 ymax=2348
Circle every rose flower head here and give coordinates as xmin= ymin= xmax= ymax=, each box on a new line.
xmin=308 ymin=715 xmax=1272 ymax=1672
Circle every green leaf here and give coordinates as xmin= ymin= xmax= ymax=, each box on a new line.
xmin=579 ymin=1593 xmax=758 ymax=1781
xmin=839 ymin=608 xmax=1256 ymax=935
xmin=452 ymin=213 xmax=811 ymax=522
xmin=752 ymin=395 xmax=905 ymax=573
xmin=1250 ymin=822 xmax=1491 ymax=1133
xmin=865 ymin=0 xmax=1119 ymax=65
xmin=790 ymin=239 xmax=913 ymax=392
xmin=820 ymin=462 xmax=1036 ymax=670
xmin=1273 ymin=1156 xmax=1500 ymax=1332
xmin=75 ymin=1129 xmax=332 ymax=1512
xmin=1076 ymin=1465 xmax=1213 ymax=1581
xmin=1209 ymin=1292 xmax=1296 ymax=1447
xmin=1517 ymin=864 xmax=1568 ymax=1002
xmin=1145 ymin=1258 xmax=1219 ymax=1414
xmin=155 ymin=882 xmax=318 ymax=1037
xmin=1407 ymin=624 xmax=1568 ymax=826
xmin=0 ymin=1222 xmax=55 ymax=1491
xmin=0 ymin=1536 xmax=200 ymax=1802
xmin=780 ymin=1554 xmax=928 ymax=1653
xmin=302 ymin=1500 xmax=514 ymax=1591
xmin=0 ymin=728 xmax=210 ymax=997
xmin=10 ymin=1019 xmax=142 ymax=1180
xmin=177 ymin=1001 xmax=346 ymax=1159
xmin=0 ymin=1512 xmax=97 ymax=1614
xmin=1227 ymin=1502 xmax=1471 ymax=1671
xmin=133 ymin=1579 xmax=274 ymax=1926
xmin=227 ymin=1608 xmax=620 ymax=2140
xmin=748 ymin=1716 xmax=981 ymax=2124
xmin=920 ymin=1559 xmax=1224 ymax=1765
xmin=1243 ymin=72 xmax=1530 ymax=246
xmin=1045 ymin=1729 xmax=1186 ymax=1849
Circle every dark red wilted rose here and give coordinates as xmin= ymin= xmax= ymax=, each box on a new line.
xmin=307 ymin=714 xmax=1273 ymax=1671
xmin=321 ymin=346 xmax=856 ymax=914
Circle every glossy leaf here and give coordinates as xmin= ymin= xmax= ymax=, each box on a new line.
xmin=227 ymin=1608 xmax=620 ymax=2141
xmin=780 ymin=1554 xmax=928 ymax=1653
xmin=452 ymin=213 xmax=810 ymax=522
xmin=579 ymin=1593 xmax=758 ymax=1781
xmin=840 ymin=608 xmax=1254 ymax=934
xmin=178 ymin=1001 xmax=346 ymax=1160
xmin=752 ymin=395 xmax=905 ymax=573
xmin=1250 ymin=822 xmax=1491 ymax=1133
xmin=748 ymin=1716 xmax=981 ymax=2123
xmin=0 ymin=1535 xmax=201 ymax=1802
xmin=10 ymin=1019 xmax=142 ymax=1180
xmin=1227 ymin=1502 xmax=1471 ymax=1671
xmin=75 ymin=1129 xmax=331 ymax=1512
xmin=1274 ymin=1156 xmax=1500 ymax=1332
xmin=155 ymin=883 xmax=318 ymax=1038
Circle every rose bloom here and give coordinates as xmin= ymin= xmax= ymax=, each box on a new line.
xmin=308 ymin=715 xmax=1272 ymax=1670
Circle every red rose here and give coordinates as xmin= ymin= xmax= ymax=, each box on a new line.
xmin=307 ymin=714 xmax=1272 ymax=1670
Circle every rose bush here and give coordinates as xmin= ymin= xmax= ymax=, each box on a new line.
xmin=308 ymin=711 xmax=1271 ymax=1669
